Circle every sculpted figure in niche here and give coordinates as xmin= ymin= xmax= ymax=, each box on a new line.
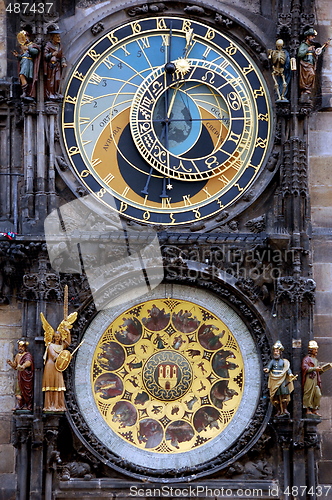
xmin=44 ymin=30 xmax=67 ymax=101
xmin=297 ymin=28 xmax=330 ymax=99
xmin=302 ymin=340 xmax=332 ymax=417
xmin=264 ymin=341 xmax=296 ymax=417
xmin=7 ymin=340 xmax=34 ymax=411
xmin=268 ymin=39 xmax=291 ymax=101
xmin=40 ymin=310 xmax=77 ymax=411
xmin=12 ymin=30 xmax=40 ymax=100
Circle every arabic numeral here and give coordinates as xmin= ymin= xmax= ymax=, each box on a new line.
xmin=6 ymin=3 xmax=21 ymax=12
xmin=6 ymin=2 xmax=54 ymax=13
xmin=118 ymin=62 xmax=123 ymax=69
xmin=37 ymin=2 xmax=46 ymax=13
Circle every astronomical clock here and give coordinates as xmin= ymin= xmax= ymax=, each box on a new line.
xmin=58 ymin=8 xmax=274 ymax=484
xmin=4 ymin=0 xmax=321 ymax=496
xmin=62 ymin=16 xmax=273 ymax=226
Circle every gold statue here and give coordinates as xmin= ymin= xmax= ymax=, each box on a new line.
xmin=40 ymin=286 xmax=77 ymax=411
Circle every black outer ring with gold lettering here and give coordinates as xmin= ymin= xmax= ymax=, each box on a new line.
xmin=62 ymin=16 xmax=273 ymax=226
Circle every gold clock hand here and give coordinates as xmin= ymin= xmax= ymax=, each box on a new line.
xmin=184 ymin=29 xmax=194 ymax=58
xmin=167 ymin=84 xmax=181 ymax=119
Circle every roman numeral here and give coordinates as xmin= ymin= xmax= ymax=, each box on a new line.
xmin=89 ymin=73 xmax=102 ymax=85
xmin=182 ymin=195 xmax=192 ymax=206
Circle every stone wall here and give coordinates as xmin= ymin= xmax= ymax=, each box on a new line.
xmin=309 ymin=0 xmax=332 ymax=487
xmin=0 ymin=1 xmax=6 ymax=79
xmin=0 ymin=302 xmax=22 ymax=500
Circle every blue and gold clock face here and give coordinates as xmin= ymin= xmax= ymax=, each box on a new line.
xmin=62 ymin=17 xmax=272 ymax=225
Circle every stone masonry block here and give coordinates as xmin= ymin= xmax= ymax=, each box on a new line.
xmin=313 ymin=263 xmax=332 ymax=291
xmin=0 ymin=396 xmax=15 ymax=413
xmin=0 ymin=474 xmax=16 ymax=500
xmin=309 ymin=111 xmax=332 ymax=157
xmin=0 ymin=340 xmax=16 ymax=372
xmin=312 ymin=239 xmax=332 ymax=263
xmin=309 ymin=156 xmax=332 ymax=186
xmin=318 ymin=397 xmax=332 ymax=432
xmin=0 ymin=444 xmax=15 ymax=474
xmin=311 ymin=186 xmax=332 ymax=207
xmin=322 ymin=432 xmax=332 ymax=460
xmin=319 ymin=461 xmax=332 ymax=485
xmin=0 ymin=374 xmax=14 ymax=395
xmin=314 ymin=291 xmax=332 ymax=315
xmin=314 ymin=314 xmax=332 ymax=338
xmin=0 ymin=417 xmax=11 ymax=443
xmin=312 ymin=207 xmax=332 ymax=227
xmin=0 ymin=305 xmax=22 ymax=328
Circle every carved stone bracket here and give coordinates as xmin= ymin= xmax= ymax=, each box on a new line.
xmin=275 ymin=277 xmax=316 ymax=304
xmin=127 ymin=3 xmax=166 ymax=16
xmin=22 ymin=270 xmax=62 ymax=302
xmin=245 ymin=215 xmax=266 ymax=234
xmin=272 ymin=418 xmax=293 ymax=448
xmin=44 ymin=102 xmax=61 ymax=115
xmin=91 ymin=22 xmax=104 ymax=36
xmin=281 ymin=138 xmax=308 ymax=196
xmin=276 ymin=101 xmax=291 ymax=117
xmin=13 ymin=414 xmax=34 ymax=448
xmin=44 ymin=415 xmax=62 ymax=472
xmin=277 ymin=13 xmax=292 ymax=38
xmin=303 ymin=420 xmax=321 ymax=450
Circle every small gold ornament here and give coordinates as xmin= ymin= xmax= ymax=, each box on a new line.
xmin=174 ymin=58 xmax=191 ymax=76
xmin=17 ymin=30 xmax=29 ymax=46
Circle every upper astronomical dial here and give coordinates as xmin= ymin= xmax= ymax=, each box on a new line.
xmin=62 ymin=17 xmax=272 ymax=225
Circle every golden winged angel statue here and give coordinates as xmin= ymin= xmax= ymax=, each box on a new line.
xmin=40 ymin=287 xmax=78 ymax=411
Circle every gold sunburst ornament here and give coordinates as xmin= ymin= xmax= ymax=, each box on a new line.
xmin=174 ymin=57 xmax=191 ymax=76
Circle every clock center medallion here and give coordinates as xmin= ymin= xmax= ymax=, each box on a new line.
xmin=143 ymin=350 xmax=193 ymax=400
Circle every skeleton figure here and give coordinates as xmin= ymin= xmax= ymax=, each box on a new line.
xmin=268 ymin=39 xmax=290 ymax=101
